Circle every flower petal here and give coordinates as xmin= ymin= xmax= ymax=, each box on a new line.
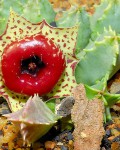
xmin=0 ymin=79 xmax=28 ymax=112
xmin=46 ymin=57 xmax=78 ymax=98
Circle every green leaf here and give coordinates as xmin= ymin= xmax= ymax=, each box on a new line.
xmin=90 ymin=0 xmax=110 ymax=31
xmin=56 ymin=6 xmax=80 ymax=27
xmin=110 ymin=36 xmax=120 ymax=78
xmin=83 ymin=83 xmax=120 ymax=107
xmin=90 ymin=0 xmax=120 ymax=39
xmin=0 ymin=0 xmax=56 ymax=35
xmin=46 ymin=98 xmax=56 ymax=113
xmin=103 ymin=92 xmax=120 ymax=107
xmin=75 ymin=29 xmax=119 ymax=87
xmin=0 ymin=0 xmax=23 ymax=35
xmin=84 ymin=84 xmax=101 ymax=100
xmin=84 ymin=84 xmax=120 ymax=107
xmin=91 ymin=73 xmax=109 ymax=91
xmin=22 ymin=0 xmax=56 ymax=23
xmin=56 ymin=6 xmax=91 ymax=55
xmin=60 ymin=116 xmax=73 ymax=131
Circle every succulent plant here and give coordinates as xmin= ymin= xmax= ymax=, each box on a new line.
xmin=2 ymin=0 xmax=120 ymax=143
xmin=75 ymin=28 xmax=119 ymax=89
xmin=55 ymin=0 xmax=120 ymax=121
xmin=4 ymin=94 xmax=60 ymax=144
xmin=73 ymin=0 xmax=120 ymax=120
xmin=61 ymin=0 xmax=119 ymax=99
xmin=56 ymin=0 xmax=120 ymax=89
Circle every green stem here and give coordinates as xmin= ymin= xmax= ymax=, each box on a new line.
xmin=105 ymin=106 xmax=112 ymax=121
xmin=103 ymin=112 xmax=107 ymax=123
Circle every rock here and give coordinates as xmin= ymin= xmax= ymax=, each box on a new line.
xmin=45 ymin=141 xmax=56 ymax=149
xmin=71 ymin=84 xmax=105 ymax=150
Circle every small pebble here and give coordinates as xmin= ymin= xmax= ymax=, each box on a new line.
xmin=60 ymin=145 xmax=68 ymax=150
xmin=101 ymin=135 xmax=111 ymax=149
xmin=54 ymin=136 xmax=60 ymax=142
xmin=112 ymin=135 xmax=120 ymax=142
xmin=105 ymin=129 xmax=111 ymax=137
xmin=54 ymin=147 xmax=61 ymax=150
xmin=67 ymin=132 xmax=73 ymax=140
xmin=50 ymin=22 xmax=57 ymax=27
xmin=0 ymin=130 xmax=3 ymax=135
xmin=108 ymin=136 xmax=115 ymax=141
xmin=45 ymin=141 xmax=56 ymax=149
xmin=101 ymin=147 xmax=106 ymax=150
xmin=111 ymin=142 xmax=120 ymax=150
xmin=33 ymin=142 xmax=43 ymax=149
xmin=68 ymin=140 xmax=73 ymax=146
xmin=115 ymin=126 xmax=120 ymax=132
xmin=111 ymin=128 xmax=120 ymax=137
xmin=57 ymin=142 xmax=63 ymax=146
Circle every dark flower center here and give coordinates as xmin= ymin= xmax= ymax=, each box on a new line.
xmin=21 ymin=55 xmax=45 ymax=76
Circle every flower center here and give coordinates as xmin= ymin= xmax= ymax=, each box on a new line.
xmin=21 ymin=55 xmax=45 ymax=76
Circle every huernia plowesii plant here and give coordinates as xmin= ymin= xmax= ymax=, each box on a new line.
xmin=0 ymin=1 xmax=78 ymax=143
xmin=1 ymin=0 xmax=120 ymax=144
